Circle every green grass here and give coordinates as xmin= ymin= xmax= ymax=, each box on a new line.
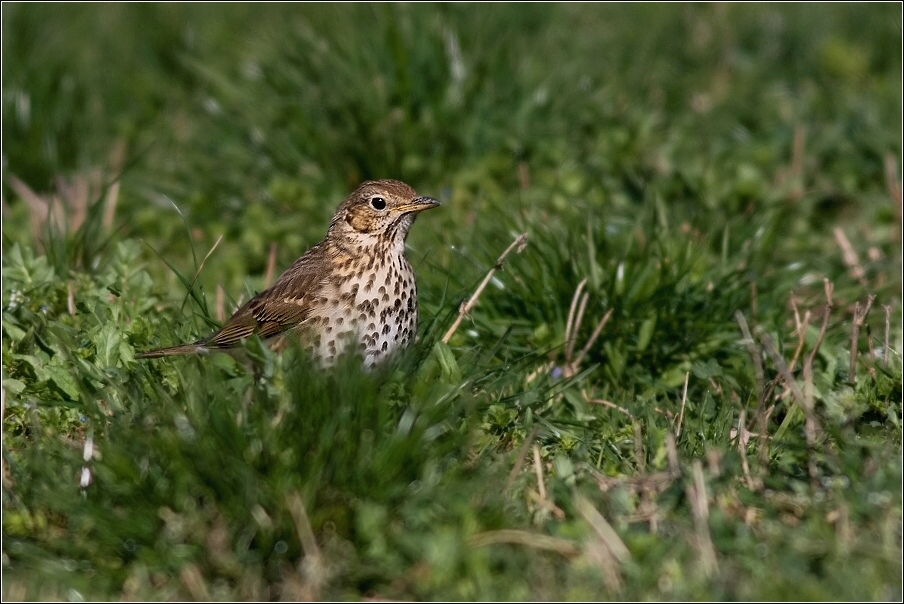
xmin=2 ymin=3 xmax=902 ymax=600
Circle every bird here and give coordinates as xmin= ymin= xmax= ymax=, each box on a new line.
xmin=137 ymin=179 xmax=440 ymax=368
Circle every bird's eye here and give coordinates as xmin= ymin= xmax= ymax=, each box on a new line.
xmin=370 ymin=196 xmax=387 ymax=210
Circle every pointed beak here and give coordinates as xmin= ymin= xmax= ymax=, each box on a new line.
xmin=395 ymin=196 xmax=441 ymax=214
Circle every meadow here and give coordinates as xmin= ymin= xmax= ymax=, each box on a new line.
xmin=2 ymin=3 xmax=901 ymax=600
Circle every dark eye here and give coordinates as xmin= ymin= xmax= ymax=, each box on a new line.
xmin=370 ymin=196 xmax=386 ymax=210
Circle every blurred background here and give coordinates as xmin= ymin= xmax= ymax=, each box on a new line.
xmin=3 ymin=3 xmax=899 ymax=298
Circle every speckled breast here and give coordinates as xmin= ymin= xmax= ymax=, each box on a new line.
xmin=303 ymin=250 xmax=418 ymax=368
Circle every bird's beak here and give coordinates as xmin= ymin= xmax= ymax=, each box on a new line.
xmin=394 ymin=196 xmax=441 ymax=214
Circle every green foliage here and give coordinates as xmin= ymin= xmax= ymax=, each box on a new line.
xmin=3 ymin=3 xmax=902 ymax=600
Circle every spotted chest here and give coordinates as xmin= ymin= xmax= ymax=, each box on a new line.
xmin=303 ymin=247 xmax=418 ymax=368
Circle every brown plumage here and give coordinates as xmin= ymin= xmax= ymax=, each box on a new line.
xmin=137 ymin=179 xmax=440 ymax=367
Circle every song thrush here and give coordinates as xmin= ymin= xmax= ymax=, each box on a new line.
xmin=137 ymin=179 xmax=440 ymax=368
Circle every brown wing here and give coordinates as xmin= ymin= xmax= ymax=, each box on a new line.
xmin=205 ymin=242 xmax=330 ymax=349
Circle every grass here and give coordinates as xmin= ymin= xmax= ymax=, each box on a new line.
xmin=2 ymin=3 xmax=902 ymax=600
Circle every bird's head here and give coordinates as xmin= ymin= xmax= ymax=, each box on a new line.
xmin=329 ymin=179 xmax=440 ymax=247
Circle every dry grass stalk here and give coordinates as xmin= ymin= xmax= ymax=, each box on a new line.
xmin=584 ymin=394 xmax=633 ymax=418
xmin=54 ymin=172 xmax=94 ymax=233
xmin=676 ymin=371 xmax=690 ymax=437
xmin=588 ymin=466 xmax=675 ymax=495
xmin=806 ymin=279 xmax=834 ymax=372
xmin=884 ymin=304 xmax=892 ymax=368
xmin=102 ymin=180 xmax=120 ymax=230
xmin=778 ymin=299 xmax=814 ymax=417
xmin=802 ymin=358 xmax=821 ymax=488
xmin=8 ymin=174 xmax=75 ymax=246
xmin=525 ymin=360 xmax=555 ymax=385
xmin=760 ymin=331 xmax=822 ymax=487
xmin=735 ymin=311 xmax=765 ymax=404
xmin=791 ymin=278 xmax=836 ymax=480
xmin=561 ymin=279 xmax=614 ymax=377
xmin=470 ymin=529 xmax=579 ymax=556
xmin=759 ymin=404 xmax=776 ymax=468
xmin=833 ymin=227 xmax=867 ymax=286
xmin=526 ymin=488 xmax=566 ymax=520
xmin=633 ymin=421 xmax=645 ymax=473
xmin=631 ymin=424 xmax=661 ymax=532
xmin=286 ymin=491 xmax=326 ymax=601
xmin=787 ymin=301 xmax=811 ymax=375
xmin=442 ymin=232 xmax=528 ymax=343
xmin=686 ymin=460 xmax=718 ymax=577
xmin=3 ymin=581 xmax=27 ymax=602
xmin=828 ymin=503 xmax=853 ymax=551
xmin=849 ymin=295 xmax=876 ymax=381
xmin=736 ymin=408 xmax=760 ymax=490
xmin=792 ymin=297 xmax=802 ymax=332
xmin=532 ymin=444 xmax=547 ymax=503
xmin=184 ymin=234 xmax=225 ymax=305
xmin=567 ymin=289 xmax=590 ymax=363
xmin=7 ymin=140 xmax=127 ymax=248
xmin=541 ymin=273 xmax=615 ymax=379
xmin=287 ymin=492 xmax=320 ymax=558
xmin=576 ymin=495 xmax=630 ymax=592
xmin=566 ymin=309 xmax=613 ymax=377
xmin=564 ymin=278 xmax=588 ymax=359
xmin=179 ymin=563 xmax=212 ymax=601
xmin=759 ymin=331 xmax=819 ymax=420
xmin=666 ymin=431 xmax=680 ymax=477
xmin=67 ymin=282 xmax=76 ymax=316
xmin=736 ymin=309 xmax=773 ymax=470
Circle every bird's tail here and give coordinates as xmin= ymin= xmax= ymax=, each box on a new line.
xmin=136 ymin=342 xmax=209 ymax=359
